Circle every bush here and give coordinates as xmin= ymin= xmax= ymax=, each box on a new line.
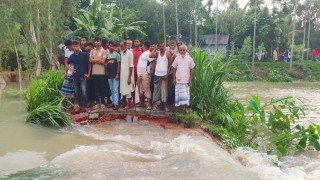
xmin=190 ymin=50 xmax=250 ymax=142
xmin=24 ymin=70 xmax=64 ymax=111
xmin=268 ymin=70 xmax=292 ymax=82
xmin=24 ymin=69 xmax=71 ymax=127
xmin=26 ymin=100 xmax=71 ymax=128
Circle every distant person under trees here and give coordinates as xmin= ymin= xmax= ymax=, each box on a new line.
xmin=312 ymin=48 xmax=319 ymax=62
xmin=284 ymin=49 xmax=289 ymax=62
xmin=273 ymin=48 xmax=278 ymax=62
xmin=8 ymin=68 xmax=17 ymax=82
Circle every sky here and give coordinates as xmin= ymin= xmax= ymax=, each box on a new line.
xmin=238 ymin=0 xmax=249 ymax=8
xmin=217 ymin=0 xmax=306 ymax=9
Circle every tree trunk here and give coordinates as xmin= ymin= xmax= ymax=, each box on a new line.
xmin=47 ymin=2 xmax=56 ymax=71
xmin=290 ymin=0 xmax=297 ymax=70
xmin=252 ymin=0 xmax=257 ymax=79
xmin=31 ymin=8 xmax=42 ymax=77
xmin=13 ymin=42 xmax=22 ymax=92
xmin=175 ymin=0 xmax=179 ymax=42
xmin=6 ymin=22 xmax=22 ymax=91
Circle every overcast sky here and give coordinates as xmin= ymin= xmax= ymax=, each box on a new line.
xmin=236 ymin=0 xmax=305 ymax=8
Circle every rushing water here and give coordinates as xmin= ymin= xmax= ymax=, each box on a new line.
xmin=0 ymin=82 xmax=320 ymax=179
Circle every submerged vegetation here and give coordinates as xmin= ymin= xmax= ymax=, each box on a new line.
xmin=24 ymin=69 xmax=71 ymax=128
xmin=186 ymin=49 xmax=320 ymax=157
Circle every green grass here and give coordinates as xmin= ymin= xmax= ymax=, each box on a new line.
xmin=24 ymin=69 xmax=71 ymax=127
xmin=26 ymin=99 xmax=71 ymax=128
xmin=227 ymin=61 xmax=320 ymax=82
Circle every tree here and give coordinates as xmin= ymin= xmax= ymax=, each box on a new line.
xmin=68 ymin=0 xmax=113 ymax=39
xmin=111 ymin=8 xmax=147 ymax=40
xmin=0 ymin=4 xmax=23 ymax=89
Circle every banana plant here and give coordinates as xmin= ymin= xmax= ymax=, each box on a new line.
xmin=111 ymin=8 xmax=147 ymax=40
xmin=67 ymin=0 xmax=114 ymax=39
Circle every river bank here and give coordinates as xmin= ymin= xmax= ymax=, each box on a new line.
xmin=1 ymin=81 xmax=320 ymax=179
xmin=227 ymin=61 xmax=320 ymax=82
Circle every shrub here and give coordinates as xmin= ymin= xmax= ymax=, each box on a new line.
xmin=26 ymin=99 xmax=71 ymax=128
xmin=268 ymin=70 xmax=292 ymax=82
xmin=24 ymin=69 xmax=71 ymax=127
xmin=24 ymin=70 xmax=64 ymax=111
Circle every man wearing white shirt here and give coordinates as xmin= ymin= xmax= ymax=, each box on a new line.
xmin=136 ymin=41 xmax=154 ymax=109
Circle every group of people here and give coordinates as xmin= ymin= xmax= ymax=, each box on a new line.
xmin=60 ymin=36 xmax=195 ymax=113
xmin=273 ymin=48 xmax=291 ymax=62
xmin=273 ymin=48 xmax=320 ymax=62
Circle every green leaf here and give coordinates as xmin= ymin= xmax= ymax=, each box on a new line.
xmin=297 ymin=135 xmax=307 ymax=149
xmin=271 ymin=96 xmax=292 ymax=104
xmin=276 ymin=145 xmax=287 ymax=155
xmin=309 ymin=125 xmax=316 ymax=134
xmin=252 ymin=95 xmax=261 ymax=108
xmin=317 ymin=125 xmax=320 ymax=136
xmin=309 ymin=136 xmax=320 ymax=151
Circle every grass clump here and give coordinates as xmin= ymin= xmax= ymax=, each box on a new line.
xmin=24 ymin=69 xmax=71 ymax=128
xmin=268 ymin=70 xmax=292 ymax=82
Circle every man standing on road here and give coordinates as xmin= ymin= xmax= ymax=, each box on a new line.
xmin=90 ymin=37 xmax=107 ymax=109
xmin=119 ymin=41 xmax=135 ymax=110
xmin=68 ymin=41 xmax=91 ymax=112
xmin=150 ymin=42 xmax=172 ymax=112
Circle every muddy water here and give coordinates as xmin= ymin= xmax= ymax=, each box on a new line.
xmin=0 ymin=83 xmax=257 ymax=179
xmin=226 ymin=82 xmax=320 ymax=124
xmin=1 ymin=82 xmax=320 ymax=179
xmin=227 ymin=82 xmax=320 ymax=180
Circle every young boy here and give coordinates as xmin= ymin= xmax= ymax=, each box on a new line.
xmin=90 ymin=37 xmax=108 ymax=109
xmin=68 ymin=41 xmax=91 ymax=112
xmin=61 ymin=39 xmax=75 ymax=99
xmin=84 ymin=42 xmax=95 ymax=107
xmin=172 ymin=44 xmax=195 ymax=110
xmin=106 ymin=41 xmax=121 ymax=110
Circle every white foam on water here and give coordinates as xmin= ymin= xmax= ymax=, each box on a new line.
xmin=232 ymin=147 xmax=320 ymax=180
xmin=21 ymin=122 xmax=257 ymax=179
xmin=0 ymin=150 xmax=47 ymax=178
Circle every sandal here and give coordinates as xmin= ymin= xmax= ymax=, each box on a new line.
xmin=123 ymin=106 xmax=130 ymax=110
xmin=152 ymin=106 xmax=158 ymax=111
xmin=146 ymin=106 xmax=152 ymax=110
xmin=164 ymin=107 xmax=170 ymax=112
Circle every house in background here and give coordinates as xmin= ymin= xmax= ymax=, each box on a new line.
xmin=200 ymin=34 xmax=229 ymax=56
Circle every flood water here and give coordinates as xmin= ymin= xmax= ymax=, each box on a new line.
xmin=0 ymin=82 xmax=320 ymax=179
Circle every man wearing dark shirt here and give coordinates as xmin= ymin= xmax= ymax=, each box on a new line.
xmin=106 ymin=41 xmax=121 ymax=110
xmin=68 ymin=41 xmax=91 ymax=112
